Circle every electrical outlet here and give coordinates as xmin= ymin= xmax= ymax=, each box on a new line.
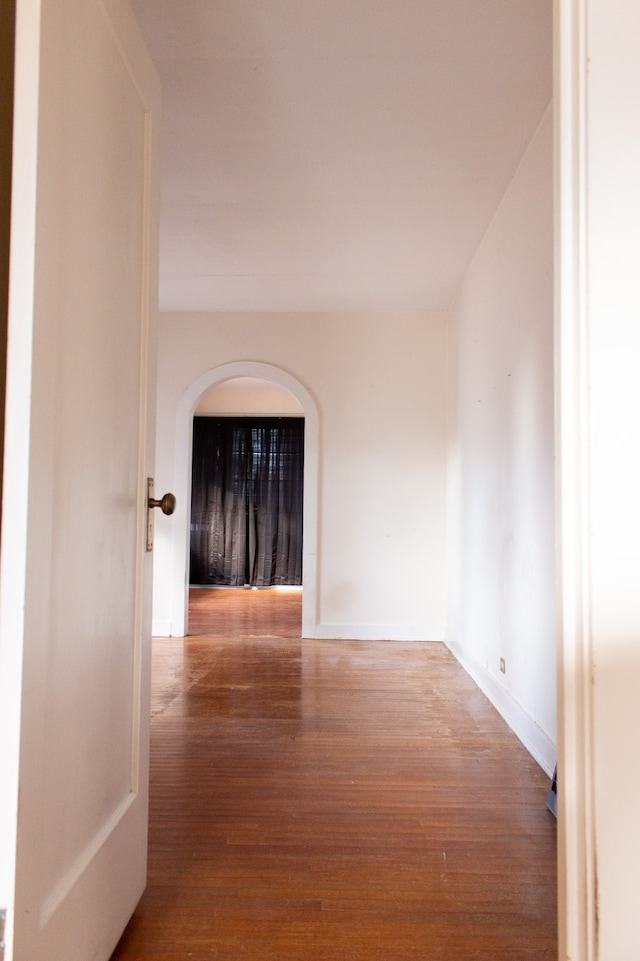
xmin=499 ymin=658 xmax=506 ymax=674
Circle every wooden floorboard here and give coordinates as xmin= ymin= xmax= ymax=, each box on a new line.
xmin=110 ymin=588 xmax=557 ymax=961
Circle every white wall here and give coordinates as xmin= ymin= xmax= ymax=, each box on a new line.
xmin=196 ymin=380 xmax=303 ymax=415
xmin=446 ymin=106 xmax=556 ymax=774
xmin=153 ymin=311 xmax=448 ymax=641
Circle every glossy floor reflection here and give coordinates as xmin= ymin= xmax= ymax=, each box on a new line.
xmin=111 ymin=590 xmax=557 ymax=961
xmin=188 ymin=585 xmax=303 ymax=638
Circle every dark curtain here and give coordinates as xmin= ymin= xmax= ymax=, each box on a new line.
xmin=190 ymin=417 xmax=304 ymax=586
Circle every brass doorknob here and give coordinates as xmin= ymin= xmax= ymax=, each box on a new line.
xmin=148 ymin=491 xmax=176 ymax=515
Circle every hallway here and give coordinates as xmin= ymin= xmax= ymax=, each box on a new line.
xmin=110 ymin=589 xmax=557 ymax=960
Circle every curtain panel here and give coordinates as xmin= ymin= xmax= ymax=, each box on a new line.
xmin=190 ymin=416 xmax=304 ymax=587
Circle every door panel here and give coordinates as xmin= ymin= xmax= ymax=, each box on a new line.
xmin=0 ymin=2 xmax=160 ymax=958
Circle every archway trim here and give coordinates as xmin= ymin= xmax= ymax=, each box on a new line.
xmin=167 ymin=362 xmax=319 ymax=638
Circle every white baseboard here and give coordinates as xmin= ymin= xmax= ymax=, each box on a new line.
xmin=312 ymin=623 xmax=443 ymax=641
xmin=152 ymin=619 xmax=173 ymax=637
xmin=445 ymin=635 xmax=556 ymax=777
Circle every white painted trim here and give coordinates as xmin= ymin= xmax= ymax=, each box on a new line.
xmin=151 ymin=620 xmax=172 ymax=638
xmin=95 ymin=0 xmax=160 ymax=111
xmin=446 ymin=636 xmax=557 ymax=777
xmin=161 ymin=361 xmax=319 ymax=638
xmin=314 ymin=624 xmax=443 ymax=642
xmin=0 ymin=0 xmax=42 ymax=948
xmin=39 ymin=791 xmax=137 ymax=927
xmin=554 ymin=0 xmax=596 ymax=957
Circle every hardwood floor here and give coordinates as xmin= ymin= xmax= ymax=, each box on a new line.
xmin=188 ymin=585 xmax=303 ymax=638
xmin=110 ymin=588 xmax=557 ymax=961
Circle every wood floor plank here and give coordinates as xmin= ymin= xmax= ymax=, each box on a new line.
xmin=110 ymin=588 xmax=556 ymax=961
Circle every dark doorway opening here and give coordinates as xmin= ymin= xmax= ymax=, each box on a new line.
xmin=189 ymin=416 xmax=304 ymax=587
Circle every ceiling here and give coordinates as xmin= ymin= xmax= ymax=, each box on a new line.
xmin=130 ymin=0 xmax=552 ymax=313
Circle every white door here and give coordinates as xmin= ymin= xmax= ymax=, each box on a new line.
xmin=0 ymin=2 xmax=160 ymax=959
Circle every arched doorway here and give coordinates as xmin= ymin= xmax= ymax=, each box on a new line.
xmin=154 ymin=361 xmax=319 ymax=638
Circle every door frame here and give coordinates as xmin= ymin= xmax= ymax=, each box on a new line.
xmin=156 ymin=361 xmax=319 ymax=638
